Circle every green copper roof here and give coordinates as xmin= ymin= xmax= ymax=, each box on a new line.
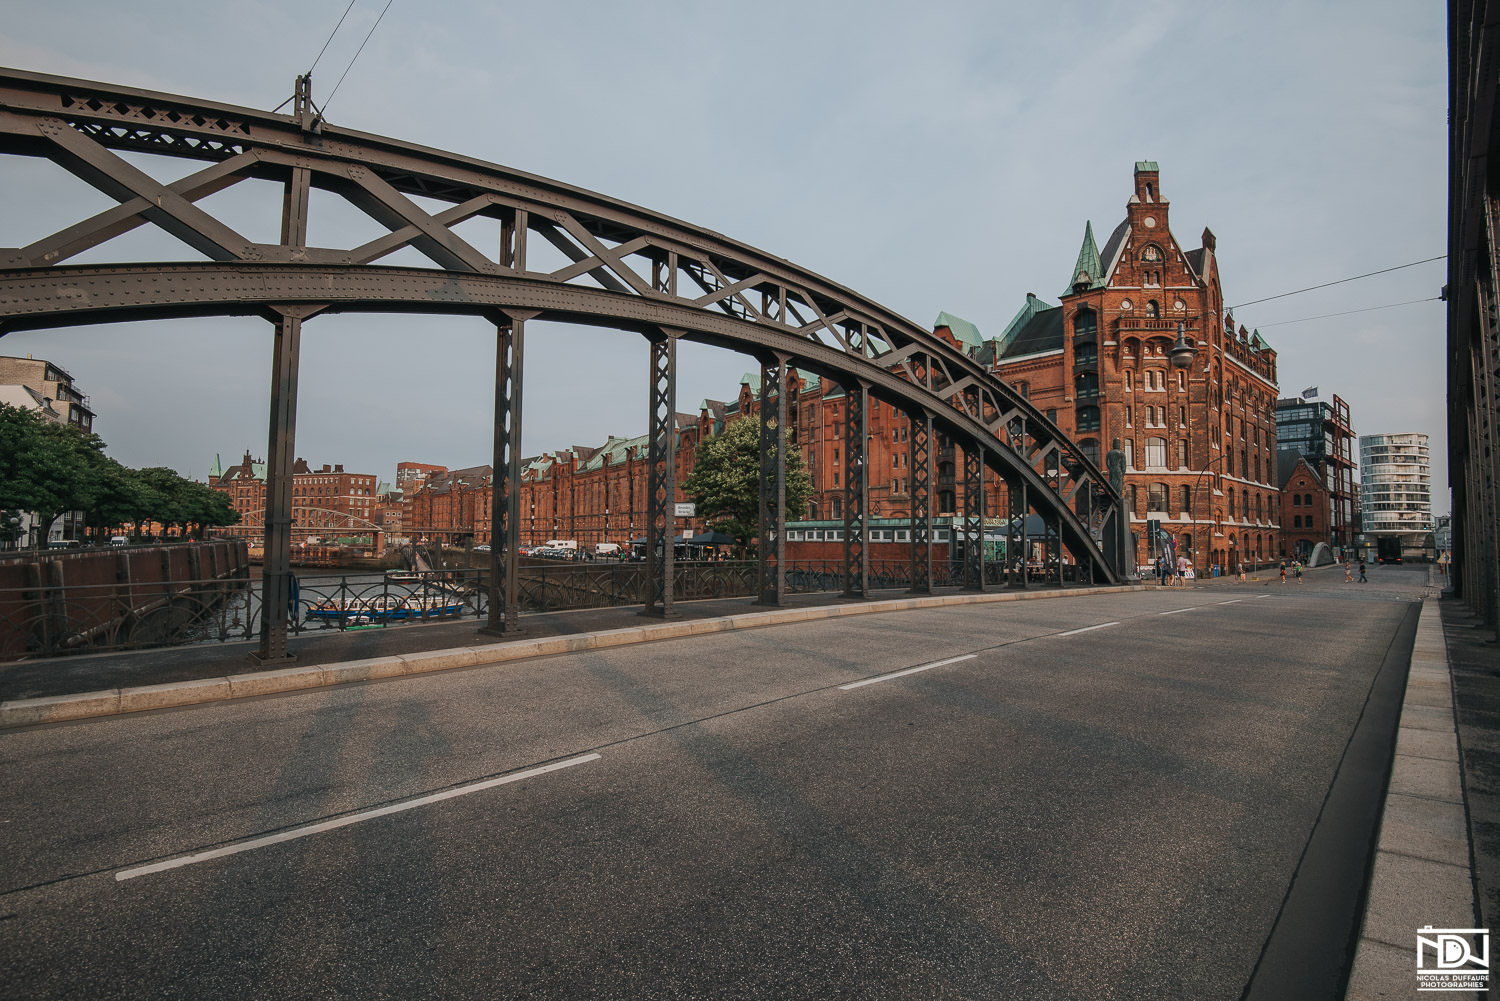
xmin=209 ymin=452 xmax=223 ymax=480
xmin=1135 ymin=160 xmax=1159 ymax=171
xmin=1061 ymin=221 xmax=1104 ymax=296
xmin=997 ymin=293 xmax=1054 ymax=355
xmin=933 ymin=311 xmax=983 ymax=351
xmin=1250 ymin=329 xmax=1269 ymax=351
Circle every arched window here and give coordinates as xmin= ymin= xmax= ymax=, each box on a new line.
xmin=1074 ymin=307 xmax=1097 ymax=341
xmin=1294 ymin=515 xmax=1302 ymax=528
xmin=1148 ymin=482 xmax=1168 ymax=511
xmin=1304 ymin=493 xmax=1313 ymax=506
xmin=1145 ymin=300 xmax=1160 ymax=318
xmin=1293 ymin=494 xmax=1302 ymax=507
xmin=1180 ymin=485 xmax=1191 ymax=512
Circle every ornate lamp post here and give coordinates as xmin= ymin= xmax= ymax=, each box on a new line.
xmin=1168 ymin=321 xmax=1204 ymax=574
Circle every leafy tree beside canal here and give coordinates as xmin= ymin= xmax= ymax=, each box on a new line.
xmin=681 ymin=415 xmax=812 ymax=550
xmin=0 ymin=403 xmax=238 ymax=547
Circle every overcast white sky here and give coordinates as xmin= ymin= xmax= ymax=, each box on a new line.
xmin=0 ymin=1 xmax=1450 ymax=511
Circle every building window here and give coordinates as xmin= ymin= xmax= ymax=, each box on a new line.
xmin=1076 ymin=406 xmax=1100 ymax=432
xmin=1180 ymin=485 xmax=1191 ymax=512
xmin=1145 ymin=437 xmax=1167 ymax=468
xmin=1124 ymin=438 xmax=1134 ymax=467
xmin=1074 ymin=307 xmax=1098 ymax=341
xmin=1293 ymin=494 xmax=1301 ymax=507
xmin=1294 ymin=515 xmax=1302 ymax=528
xmin=1146 ymin=300 xmax=1160 ymax=318
xmin=1148 ymin=482 xmax=1168 ymax=511
xmin=1176 ymin=439 xmax=1187 ymax=468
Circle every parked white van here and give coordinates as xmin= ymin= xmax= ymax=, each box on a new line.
xmin=545 ymin=539 xmax=578 ymax=552
xmin=594 ymin=542 xmax=621 ymax=557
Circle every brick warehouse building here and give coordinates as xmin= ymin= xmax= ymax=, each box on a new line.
xmin=393 ymin=164 xmax=1280 ymax=571
xmin=982 ymin=163 xmax=1280 ymax=573
xmin=210 ymin=453 xmax=379 ymax=543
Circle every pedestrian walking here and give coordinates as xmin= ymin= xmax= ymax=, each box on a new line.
xmin=1279 ymin=559 xmax=1287 ymax=583
xmin=1294 ymin=560 xmax=1303 ymax=583
xmin=1344 ymin=560 xmax=1353 ymax=583
xmin=1358 ymin=558 xmax=1368 ymax=583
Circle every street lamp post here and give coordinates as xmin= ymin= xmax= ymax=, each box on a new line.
xmin=1168 ymin=321 xmax=1203 ymax=575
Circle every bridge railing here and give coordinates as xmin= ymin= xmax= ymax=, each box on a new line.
xmin=0 ymin=559 xmax=1088 ymax=660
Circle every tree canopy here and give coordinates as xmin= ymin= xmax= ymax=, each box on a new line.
xmin=0 ymin=403 xmax=239 ymax=546
xmin=681 ymin=414 xmax=813 ymax=548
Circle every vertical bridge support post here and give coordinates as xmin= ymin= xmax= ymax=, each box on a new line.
xmin=843 ymin=381 xmax=869 ymax=599
xmin=907 ymin=409 xmax=933 ymax=595
xmin=755 ymin=353 xmax=788 ymax=607
xmin=255 ymin=164 xmax=313 ymax=665
xmin=641 ymin=328 xmax=680 ymax=618
xmin=962 ymin=439 xmax=985 ymax=591
xmin=483 ymin=308 xmax=534 ymax=636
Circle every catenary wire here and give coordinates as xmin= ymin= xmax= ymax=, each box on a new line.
xmin=1254 ymin=297 xmax=1441 ymax=328
xmin=323 ymin=0 xmax=397 ymax=116
xmin=1229 ymin=256 xmax=1446 ymax=309
xmin=308 ymin=0 xmax=360 ymax=76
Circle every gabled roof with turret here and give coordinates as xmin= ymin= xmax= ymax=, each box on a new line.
xmin=1061 ymin=222 xmax=1105 ymax=296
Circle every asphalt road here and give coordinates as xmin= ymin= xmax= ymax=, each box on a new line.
xmin=0 ymin=564 xmax=1434 ymax=999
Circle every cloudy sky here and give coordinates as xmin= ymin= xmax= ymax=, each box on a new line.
xmin=0 ymin=1 xmax=1449 ymax=510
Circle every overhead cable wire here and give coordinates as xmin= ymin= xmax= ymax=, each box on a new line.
xmin=1254 ymin=297 xmax=1442 ymax=328
xmin=323 ymin=0 xmax=397 ymax=116
xmin=309 ymin=0 xmax=361 ymax=76
xmin=1229 ymin=256 xmax=1446 ymax=309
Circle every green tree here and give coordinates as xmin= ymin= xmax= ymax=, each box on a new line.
xmin=79 ymin=455 xmax=147 ymax=541
xmin=0 ymin=404 xmax=106 ymax=547
xmin=681 ymin=414 xmax=813 ymax=548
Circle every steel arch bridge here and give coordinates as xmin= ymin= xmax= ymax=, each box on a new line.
xmin=0 ymin=68 xmax=1126 ymax=660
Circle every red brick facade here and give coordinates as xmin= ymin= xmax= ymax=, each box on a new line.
xmin=986 ymin=163 xmax=1280 ymax=572
xmin=1279 ymin=457 xmax=1331 ymax=562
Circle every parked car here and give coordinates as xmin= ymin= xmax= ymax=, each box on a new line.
xmin=474 ymin=544 xmax=491 ymax=552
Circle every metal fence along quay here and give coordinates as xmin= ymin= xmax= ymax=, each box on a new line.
xmin=0 ymin=559 xmax=1096 ymax=661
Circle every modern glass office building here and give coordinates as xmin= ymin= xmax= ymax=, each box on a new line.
xmin=1359 ymin=433 xmax=1432 ymax=534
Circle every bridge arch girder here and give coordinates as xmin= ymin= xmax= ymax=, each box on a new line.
xmin=0 ymin=67 xmax=1122 ymax=581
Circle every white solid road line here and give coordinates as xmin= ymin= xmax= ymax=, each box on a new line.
xmin=1056 ymin=622 xmax=1121 ymax=637
xmin=840 ymin=654 xmax=978 ymax=691
xmin=1159 ymin=607 xmax=1196 ymax=615
xmin=1218 ymin=599 xmax=1243 ymax=605
xmin=115 ymin=753 xmax=602 ymax=882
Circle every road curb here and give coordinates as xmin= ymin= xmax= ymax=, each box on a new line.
xmin=0 ymin=584 xmax=1139 ymax=728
